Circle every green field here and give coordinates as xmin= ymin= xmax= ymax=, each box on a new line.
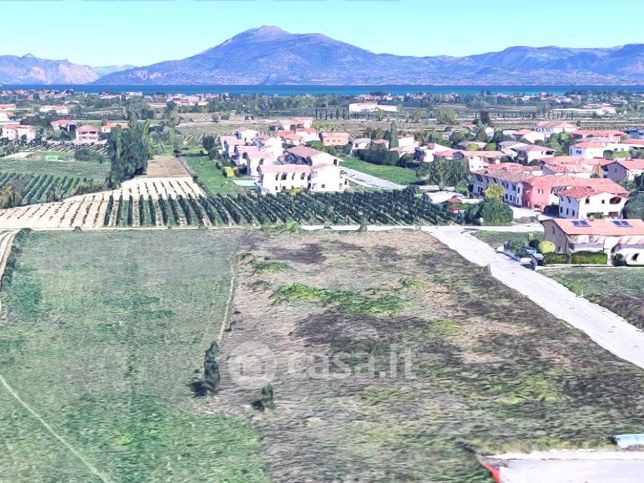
xmin=341 ymin=156 xmax=418 ymax=185
xmin=545 ymin=267 xmax=644 ymax=329
xmin=0 ymin=157 xmax=109 ymax=184
xmin=183 ymin=154 xmax=252 ymax=195
xmin=0 ymin=230 xmax=267 ymax=482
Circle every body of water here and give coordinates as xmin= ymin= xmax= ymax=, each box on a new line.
xmin=3 ymin=84 xmax=643 ymax=96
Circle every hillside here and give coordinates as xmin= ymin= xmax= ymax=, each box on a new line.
xmin=96 ymin=26 xmax=644 ymax=85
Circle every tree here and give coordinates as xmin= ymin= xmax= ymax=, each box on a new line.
xmin=436 ymin=109 xmax=457 ymax=125
xmin=0 ymin=185 xmax=21 ymax=209
xmin=484 ymin=184 xmax=505 ymax=201
xmin=107 ymin=113 xmax=152 ymax=187
xmin=388 ymin=121 xmax=399 ymax=149
xmin=203 ymin=342 xmax=221 ymax=393
xmin=624 ymin=192 xmax=644 ymax=219
xmin=202 ymin=135 xmax=216 ymax=153
xmin=538 ymin=240 xmax=556 ymax=254
xmin=251 ymin=384 xmax=275 ymax=411
xmin=479 ymin=110 xmax=493 ymax=126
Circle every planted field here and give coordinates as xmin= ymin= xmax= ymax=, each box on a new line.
xmin=0 ymin=230 xmax=267 ymax=482
xmin=545 ymin=267 xmax=644 ymax=329
xmin=209 ymin=231 xmax=644 ymax=481
xmin=0 ymin=171 xmax=104 ymax=206
xmin=0 ymin=156 xmax=109 ymax=183
xmin=0 ymin=187 xmax=454 ymax=229
xmin=341 ymin=156 xmax=418 ymax=185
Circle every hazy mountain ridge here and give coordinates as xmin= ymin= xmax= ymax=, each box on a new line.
xmin=2 ymin=27 xmax=643 ymax=86
xmin=0 ymin=55 xmax=135 ymax=85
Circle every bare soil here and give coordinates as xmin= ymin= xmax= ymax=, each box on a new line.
xmin=201 ymin=231 xmax=644 ymax=482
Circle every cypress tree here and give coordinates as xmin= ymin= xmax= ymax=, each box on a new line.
xmin=388 ymin=121 xmax=399 ymax=149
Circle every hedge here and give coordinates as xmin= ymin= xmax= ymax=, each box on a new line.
xmin=571 ymin=251 xmax=608 ymax=265
xmin=543 ymin=251 xmax=608 ymax=265
xmin=543 ymin=253 xmax=570 ymax=265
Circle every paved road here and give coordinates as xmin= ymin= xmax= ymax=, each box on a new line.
xmin=424 ymin=226 xmax=644 ymax=370
xmin=342 ymin=167 xmax=405 ymax=190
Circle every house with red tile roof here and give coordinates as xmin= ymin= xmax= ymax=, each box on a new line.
xmin=605 ymin=159 xmax=644 ymax=183
xmin=320 ymin=132 xmax=349 ymax=147
xmin=101 ymin=121 xmax=129 ymax=134
xmin=571 ymin=129 xmax=626 ymax=143
xmin=50 ymin=119 xmax=75 ymax=131
xmin=0 ymin=124 xmax=36 ymax=141
xmin=514 ymin=145 xmax=557 ymax=164
xmin=556 ymin=185 xmax=628 ymax=219
xmin=541 ymin=218 xmax=644 ymax=265
xmin=75 ymin=124 xmax=99 ymax=144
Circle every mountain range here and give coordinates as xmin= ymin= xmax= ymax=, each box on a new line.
xmin=2 ymin=27 xmax=643 ymax=86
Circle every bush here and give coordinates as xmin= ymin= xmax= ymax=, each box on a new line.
xmin=570 ymin=251 xmax=608 ymax=265
xmin=538 ymin=240 xmax=556 ymax=254
xmin=543 ymin=253 xmax=570 ymax=265
xmin=467 ymin=199 xmax=512 ymax=225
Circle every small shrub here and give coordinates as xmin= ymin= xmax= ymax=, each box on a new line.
xmin=538 ymin=240 xmax=556 ymax=254
xmin=251 ymin=384 xmax=275 ymax=411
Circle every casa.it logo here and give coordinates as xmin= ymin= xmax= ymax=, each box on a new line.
xmin=227 ymin=341 xmax=277 ymax=390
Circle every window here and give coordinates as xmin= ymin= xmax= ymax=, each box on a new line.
xmin=572 ymin=220 xmax=590 ymax=227
xmin=612 ymin=220 xmax=631 ymax=227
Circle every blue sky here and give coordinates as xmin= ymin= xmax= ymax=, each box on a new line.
xmin=2 ymin=0 xmax=642 ymax=66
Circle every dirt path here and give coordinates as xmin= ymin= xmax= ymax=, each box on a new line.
xmin=425 ymin=226 xmax=644 ymax=370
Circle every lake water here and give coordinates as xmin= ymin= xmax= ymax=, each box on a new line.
xmin=3 ymin=84 xmax=643 ymax=96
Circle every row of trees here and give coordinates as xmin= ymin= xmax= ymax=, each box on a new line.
xmin=107 ymin=113 xmax=152 ymax=187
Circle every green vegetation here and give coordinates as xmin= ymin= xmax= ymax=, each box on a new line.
xmin=0 ymin=230 xmax=267 ymax=482
xmin=341 ymin=156 xmax=418 ymax=184
xmin=0 ymin=157 xmax=108 ymax=183
xmin=107 ymin=115 xmax=152 ymax=187
xmin=466 ymin=199 xmax=513 ymax=225
xmin=0 ymin=172 xmax=105 ymax=206
xmin=183 ymin=154 xmax=252 ymax=195
xmin=546 ymin=267 xmax=644 ymax=329
xmin=272 ymin=282 xmax=405 ymax=315
xmin=102 ymin=190 xmax=455 ymax=228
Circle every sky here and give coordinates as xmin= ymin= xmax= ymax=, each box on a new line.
xmin=1 ymin=0 xmax=643 ymax=66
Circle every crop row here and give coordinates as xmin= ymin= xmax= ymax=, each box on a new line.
xmin=101 ymin=190 xmax=455 ymax=228
xmin=0 ymin=172 xmax=101 ymax=206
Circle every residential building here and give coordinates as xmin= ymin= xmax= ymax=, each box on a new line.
xmin=540 ymin=156 xmax=608 ymax=178
xmin=557 ymin=186 xmax=628 ymax=219
xmin=320 ymin=132 xmax=350 ymax=147
xmin=234 ymin=146 xmax=277 ymax=177
xmin=219 ymin=135 xmax=247 ymax=156
xmin=541 ymin=218 xmax=644 ymax=265
xmin=351 ymin=138 xmax=372 ymax=151
xmin=534 ymin=121 xmax=577 ymax=136
xmin=415 ymin=143 xmax=452 ymax=162
xmin=0 ymin=124 xmax=36 ymax=141
xmin=51 ymin=119 xmax=75 ymax=131
xmin=450 ymin=150 xmax=504 ymax=171
xmin=348 ymin=103 xmax=398 ymax=113
xmin=0 ymin=111 xmax=15 ymax=123
xmin=233 ymin=129 xmax=259 ymax=143
xmin=571 ymin=129 xmax=626 ymax=143
xmin=515 ymin=145 xmax=557 ymax=164
xmin=257 ymin=163 xmax=345 ymax=194
xmin=39 ymin=105 xmax=70 ymax=115
xmin=605 ymin=159 xmax=644 ymax=183
xmin=284 ymin=146 xmax=341 ymax=167
xmin=509 ymin=129 xmax=545 ymax=144
xmin=75 ymin=124 xmax=100 ymax=144
xmin=101 ymin=122 xmax=129 ymax=134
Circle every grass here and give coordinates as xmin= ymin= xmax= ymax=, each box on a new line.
xmin=0 ymin=157 xmax=109 ymax=184
xmin=473 ymin=230 xmax=544 ymax=249
xmin=272 ymin=282 xmax=405 ymax=315
xmin=545 ymin=267 xmax=644 ymax=329
xmin=183 ymin=154 xmax=253 ymax=195
xmin=341 ymin=156 xmax=418 ymax=185
xmin=0 ymin=230 xmax=267 ymax=482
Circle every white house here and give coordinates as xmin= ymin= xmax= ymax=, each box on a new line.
xmin=75 ymin=125 xmax=100 ymax=144
xmin=415 ymin=143 xmax=452 ymax=162
xmin=284 ymin=146 xmax=341 ymax=167
xmin=1 ymin=124 xmax=36 ymax=141
xmin=515 ymin=145 xmax=557 ymax=164
xmin=534 ymin=121 xmax=577 ymax=136
xmin=557 ymin=186 xmax=628 ymax=219
xmin=348 ymin=103 xmax=398 ymax=113
xmin=39 ymin=105 xmax=70 ymax=115
xmin=257 ymin=163 xmax=345 ymax=194
xmin=233 ymin=129 xmax=259 ymax=143
xmin=457 ymin=150 xmax=504 ymax=171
